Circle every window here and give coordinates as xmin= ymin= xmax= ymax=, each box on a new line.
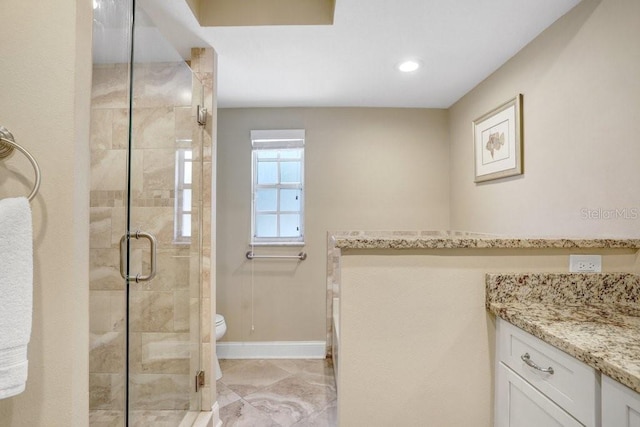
xmin=174 ymin=148 xmax=192 ymax=243
xmin=251 ymin=129 xmax=305 ymax=244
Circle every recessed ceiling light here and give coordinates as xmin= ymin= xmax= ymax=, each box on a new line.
xmin=397 ymin=60 xmax=421 ymax=73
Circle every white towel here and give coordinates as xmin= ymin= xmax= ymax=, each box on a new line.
xmin=0 ymin=197 xmax=33 ymax=399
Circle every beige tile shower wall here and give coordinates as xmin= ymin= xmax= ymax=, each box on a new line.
xmin=89 ymin=60 xmax=203 ymax=412
xmin=190 ymin=47 xmax=217 ymax=412
xmin=127 ymin=61 xmax=198 ymax=412
xmin=217 ymin=108 xmax=449 ymax=343
xmin=449 ymin=0 xmax=640 ymax=237
xmin=325 ymin=234 xmax=341 ymax=356
xmin=89 ymin=63 xmax=128 ymax=413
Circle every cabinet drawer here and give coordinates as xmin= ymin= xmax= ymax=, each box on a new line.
xmin=497 ymin=319 xmax=599 ymax=427
xmin=496 ymin=362 xmax=583 ymax=427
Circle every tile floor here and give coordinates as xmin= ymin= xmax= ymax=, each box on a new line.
xmin=89 ymin=409 xmax=196 ymax=426
xmin=217 ymin=358 xmax=337 ymax=427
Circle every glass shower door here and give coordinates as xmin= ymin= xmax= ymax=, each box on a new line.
xmin=90 ymin=0 xmax=135 ymax=424
xmin=125 ymin=2 xmax=203 ymax=424
xmin=90 ymin=1 xmax=203 ymax=425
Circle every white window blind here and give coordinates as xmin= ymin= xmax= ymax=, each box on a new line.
xmin=251 ymin=129 xmax=305 ymax=244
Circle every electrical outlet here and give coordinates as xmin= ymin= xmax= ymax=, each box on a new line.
xmin=569 ymin=255 xmax=602 ymax=273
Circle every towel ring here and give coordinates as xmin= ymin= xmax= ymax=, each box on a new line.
xmin=0 ymin=126 xmax=41 ymax=202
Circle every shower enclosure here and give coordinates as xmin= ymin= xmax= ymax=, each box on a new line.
xmin=89 ymin=1 xmax=214 ymax=424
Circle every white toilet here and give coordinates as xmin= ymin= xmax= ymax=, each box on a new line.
xmin=215 ymin=314 xmax=227 ymax=380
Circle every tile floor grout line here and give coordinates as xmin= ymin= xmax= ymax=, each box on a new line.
xmin=218 ymin=358 xmax=337 ymax=426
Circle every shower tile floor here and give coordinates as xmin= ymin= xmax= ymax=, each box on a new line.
xmin=217 ymin=358 xmax=337 ymax=427
xmin=89 ymin=409 xmax=196 ymax=426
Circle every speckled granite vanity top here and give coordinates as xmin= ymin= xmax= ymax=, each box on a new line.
xmin=332 ymin=230 xmax=640 ymax=250
xmin=487 ymin=273 xmax=640 ymax=393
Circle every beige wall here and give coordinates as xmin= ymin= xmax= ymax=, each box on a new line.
xmin=217 ymin=108 xmax=449 ymax=341
xmin=0 ymin=1 xmax=92 ymax=426
xmin=197 ymin=0 xmax=334 ymax=26
xmin=191 ymin=47 xmax=218 ymax=412
xmin=338 ymin=248 xmax=639 ymax=426
xmin=449 ymin=0 xmax=640 ymax=237
xmin=337 ymin=2 xmax=640 ymax=424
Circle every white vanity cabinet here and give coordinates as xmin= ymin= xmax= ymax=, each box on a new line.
xmin=496 ymin=362 xmax=583 ymax=426
xmin=495 ymin=319 xmax=599 ymax=427
xmin=602 ymin=375 xmax=640 ymax=427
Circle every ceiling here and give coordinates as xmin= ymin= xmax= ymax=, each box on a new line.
xmin=138 ymin=0 xmax=581 ymax=108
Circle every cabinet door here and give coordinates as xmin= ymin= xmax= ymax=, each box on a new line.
xmin=496 ymin=362 xmax=583 ymax=427
xmin=602 ymin=375 xmax=640 ymax=427
xmin=496 ymin=319 xmax=598 ymax=426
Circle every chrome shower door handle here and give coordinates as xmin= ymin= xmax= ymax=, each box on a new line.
xmin=119 ymin=231 xmax=158 ymax=282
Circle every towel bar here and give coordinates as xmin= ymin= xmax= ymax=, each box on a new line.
xmin=246 ymin=251 xmax=307 ymax=261
xmin=0 ymin=126 xmax=41 ymax=202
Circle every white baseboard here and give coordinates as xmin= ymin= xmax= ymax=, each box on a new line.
xmin=190 ymin=411 xmax=213 ymax=427
xmin=216 ymin=341 xmax=326 ymax=359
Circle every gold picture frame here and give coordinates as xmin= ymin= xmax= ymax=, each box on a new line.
xmin=473 ymin=94 xmax=523 ymax=182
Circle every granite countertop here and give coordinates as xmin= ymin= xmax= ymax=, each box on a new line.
xmin=331 ymin=230 xmax=640 ymax=250
xmin=486 ymin=273 xmax=640 ymax=393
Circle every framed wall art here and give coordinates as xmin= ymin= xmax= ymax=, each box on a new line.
xmin=473 ymin=94 xmax=523 ymax=182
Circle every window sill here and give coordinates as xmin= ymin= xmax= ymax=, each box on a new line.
xmin=249 ymin=242 xmax=305 ymax=247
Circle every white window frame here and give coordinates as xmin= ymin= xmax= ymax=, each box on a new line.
xmin=251 ymin=129 xmax=305 ymax=245
xmin=174 ymin=147 xmax=193 ymax=244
